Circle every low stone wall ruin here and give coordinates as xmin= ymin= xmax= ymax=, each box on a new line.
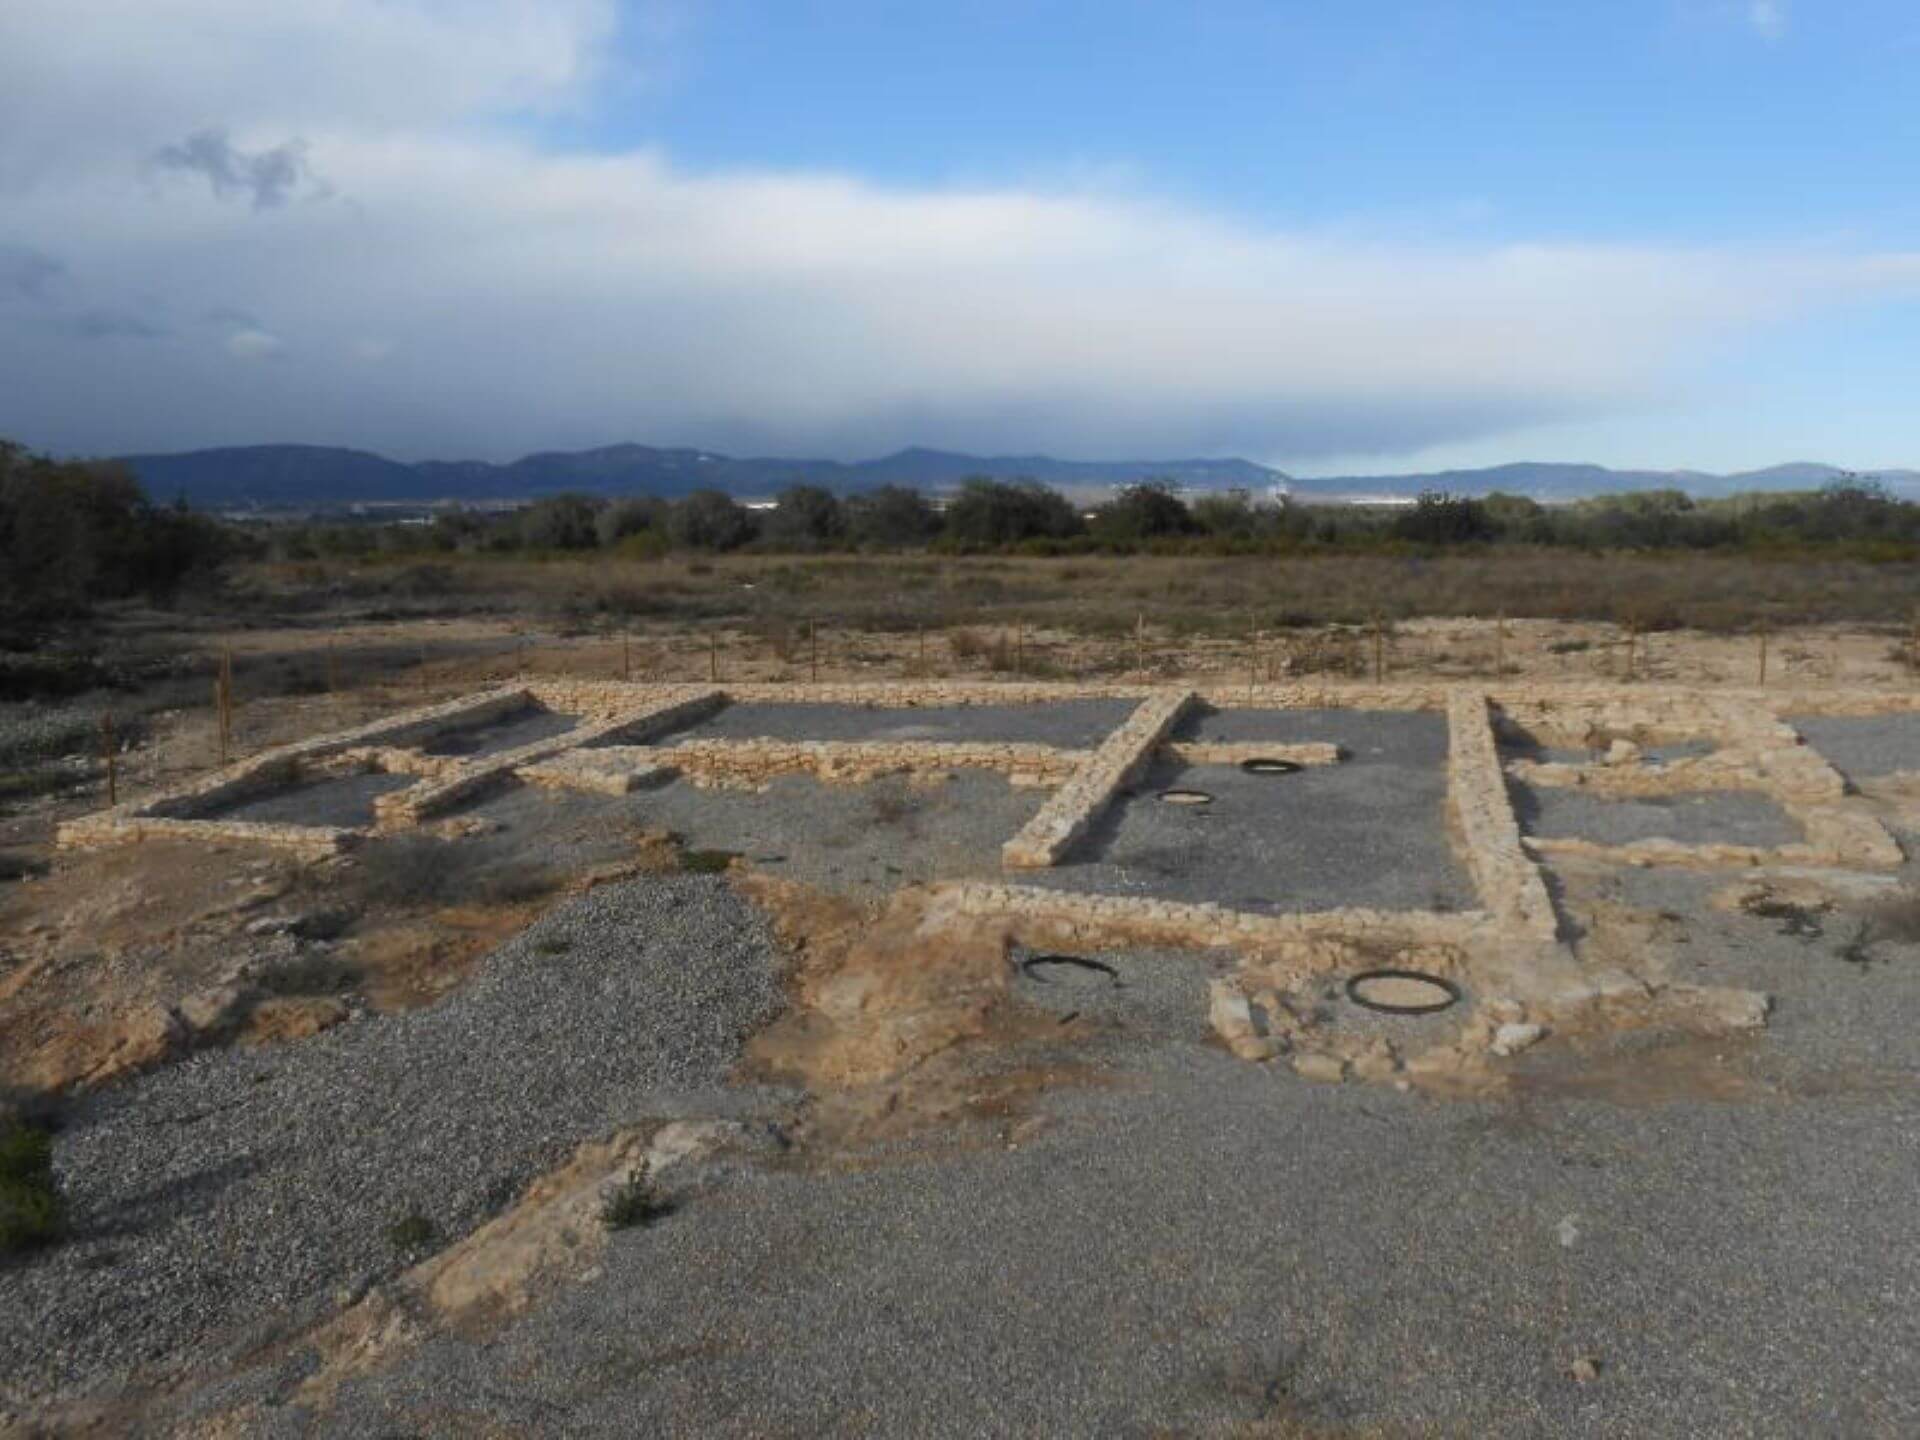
xmin=1000 ymin=690 xmax=1196 ymax=869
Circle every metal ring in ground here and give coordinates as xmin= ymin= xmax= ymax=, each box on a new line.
xmin=1344 ymin=969 xmax=1462 ymax=1016
xmin=1021 ymin=954 xmax=1122 ymax=987
xmin=1239 ymin=758 xmax=1304 ymax=776
xmin=1157 ymin=788 xmax=1215 ymax=806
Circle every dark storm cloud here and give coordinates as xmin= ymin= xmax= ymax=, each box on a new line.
xmin=151 ymin=129 xmax=311 ymax=209
xmin=0 ymin=245 xmax=64 ymax=298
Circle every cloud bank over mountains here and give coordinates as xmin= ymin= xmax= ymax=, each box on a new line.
xmin=1 ymin=0 xmax=1915 ymax=465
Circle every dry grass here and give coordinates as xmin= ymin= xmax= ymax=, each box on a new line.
xmin=241 ymin=549 xmax=1920 ymax=634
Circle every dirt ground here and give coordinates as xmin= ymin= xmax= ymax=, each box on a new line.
xmin=5 ymin=611 xmax=1920 ymax=1435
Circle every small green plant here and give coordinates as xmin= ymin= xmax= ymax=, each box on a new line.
xmin=679 ymin=848 xmax=738 ymax=875
xmin=600 ymin=1163 xmax=671 ymax=1230
xmin=385 ymin=1209 xmax=436 ymax=1252
xmin=0 ymin=1121 xmax=64 ymax=1255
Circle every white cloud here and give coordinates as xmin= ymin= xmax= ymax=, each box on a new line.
xmin=1748 ymin=0 xmax=1789 ymax=41
xmin=1 ymin=0 xmax=1912 ymax=463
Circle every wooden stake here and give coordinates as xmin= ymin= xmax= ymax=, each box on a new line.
xmin=1495 ymin=612 xmax=1506 ymax=678
xmin=1372 ymin=617 xmax=1384 ymax=684
xmin=709 ymin=630 xmax=719 ymax=683
xmin=810 ymin=618 xmax=819 ymax=682
xmin=622 ymin=632 xmax=631 ymax=682
xmin=101 ymin=711 xmax=117 ymax=807
xmin=1015 ymin=622 xmax=1025 ymax=676
xmin=1757 ymin=623 xmax=1769 ymax=687
xmin=919 ymin=624 xmax=927 ymax=666
xmin=1134 ymin=613 xmax=1145 ymax=675
xmin=1623 ymin=623 xmax=1636 ymax=683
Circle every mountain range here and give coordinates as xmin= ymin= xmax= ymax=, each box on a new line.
xmin=116 ymin=443 xmax=1920 ymax=511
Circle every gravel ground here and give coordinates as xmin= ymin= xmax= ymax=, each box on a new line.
xmin=208 ymin=770 xmax=417 ymax=828
xmin=1514 ymin=740 xmax=1719 ymax=767
xmin=632 ymin=770 xmax=1045 ymax=899
xmin=668 ymin=700 xmax=1137 ymax=747
xmin=1787 ymin=713 xmax=1920 ymax=783
xmin=0 ymin=878 xmax=787 ymax=1411
xmin=1033 ymin=710 xmax=1475 ymax=914
xmin=421 ymin=706 xmax=580 ymax=758
xmin=296 ymin=917 xmax=1920 ymax=1438
xmin=1173 ymin=705 xmax=1449 ymax=760
xmin=1513 ymin=785 xmax=1803 ymax=848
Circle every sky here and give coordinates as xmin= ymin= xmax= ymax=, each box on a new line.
xmin=1 ymin=0 xmax=1916 ymax=476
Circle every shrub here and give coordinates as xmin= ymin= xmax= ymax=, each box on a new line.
xmin=0 ymin=1121 xmax=63 ymax=1255
xmin=385 ymin=1210 xmax=436 ymax=1252
xmin=601 ymin=1163 xmax=671 ymax=1230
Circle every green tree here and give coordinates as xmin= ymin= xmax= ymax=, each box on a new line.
xmin=1090 ymin=481 xmax=1195 ymax=545
xmin=760 ymin=484 xmax=846 ymax=550
xmin=941 ymin=478 xmax=1084 ymax=547
xmin=668 ymin=489 xmax=755 ymax=550
xmin=845 ymin=485 xmax=941 ymax=547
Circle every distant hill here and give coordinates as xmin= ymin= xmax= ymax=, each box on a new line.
xmin=119 ymin=442 xmax=1288 ymax=509
xmin=1292 ymin=460 xmax=1920 ymax=502
xmin=116 ymin=442 xmax=1920 ymax=511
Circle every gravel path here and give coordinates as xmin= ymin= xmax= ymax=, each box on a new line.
xmin=0 ymin=878 xmax=786 ymax=1410
xmin=671 ymin=700 xmax=1136 ymax=747
xmin=1513 ymin=785 xmax=1803 ymax=848
xmin=1787 ymin=713 xmax=1920 ymax=782
xmin=1173 ymin=705 xmax=1449 ymax=760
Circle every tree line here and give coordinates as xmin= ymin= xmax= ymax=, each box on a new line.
xmin=0 ymin=440 xmax=230 ymax=622
xmin=271 ymin=475 xmax=1920 ymax=562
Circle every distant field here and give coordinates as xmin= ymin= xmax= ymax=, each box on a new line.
xmin=237 ymin=548 xmax=1920 ymax=635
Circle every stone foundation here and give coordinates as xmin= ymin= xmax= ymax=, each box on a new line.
xmin=1001 ymin=690 xmax=1196 ymax=868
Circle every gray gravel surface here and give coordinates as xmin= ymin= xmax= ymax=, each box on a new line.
xmin=1788 ymin=713 xmax=1920 ymax=782
xmin=1514 ymin=784 xmax=1802 ymax=848
xmin=1173 ymin=705 xmax=1449 ymax=760
xmin=670 ymin=699 xmax=1136 ymax=747
xmin=632 ymin=769 xmax=1045 ymax=899
xmin=0 ymin=877 xmax=787 ymax=1411
xmin=208 ymin=770 xmax=417 ymax=828
xmin=422 ymin=705 xmax=580 ymax=757
xmin=1033 ymin=712 xmax=1474 ymax=913
xmin=296 ymin=926 xmax=1920 ymax=1438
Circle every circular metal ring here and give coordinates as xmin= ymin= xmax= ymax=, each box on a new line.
xmin=1239 ymin=758 xmax=1303 ymax=776
xmin=1021 ymin=954 xmax=1121 ymax=987
xmin=1344 ymin=968 xmax=1463 ymax=1016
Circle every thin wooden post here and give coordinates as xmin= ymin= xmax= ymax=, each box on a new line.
xmin=101 ymin=711 xmax=117 ymax=807
xmin=709 ymin=630 xmax=719 ymax=683
xmin=1134 ymin=613 xmax=1145 ymax=675
xmin=622 ymin=632 xmax=631 ymax=682
xmin=1015 ymin=622 xmax=1025 ymax=676
xmin=810 ymin=618 xmax=819 ymax=682
xmin=1623 ymin=623 xmax=1636 ymax=683
xmin=918 ymin=624 xmax=927 ymax=667
xmin=1372 ymin=616 xmax=1385 ymax=684
xmin=1757 ymin=623 xmax=1769 ymax=687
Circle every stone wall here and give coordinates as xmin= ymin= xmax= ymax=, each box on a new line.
xmin=375 ymin=687 xmax=724 ymax=825
xmin=1447 ymin=690 xmax=1561 ymax=941
xmin=1001 ymin=690 xmax=1196 ymax=869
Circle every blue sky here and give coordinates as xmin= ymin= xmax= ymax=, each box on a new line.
xmin=1 ymin=0 xmax=1916 ymax=473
